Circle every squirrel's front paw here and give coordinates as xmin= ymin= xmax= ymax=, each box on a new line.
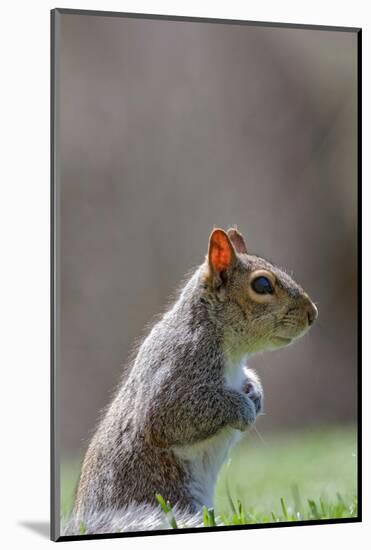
xmin=242 ymin=369 xmax=263 ymax=415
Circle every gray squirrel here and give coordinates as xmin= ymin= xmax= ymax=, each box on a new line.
xmin=63 ymin=227 xmax=317 ymax=535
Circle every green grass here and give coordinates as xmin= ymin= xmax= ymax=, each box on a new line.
xmin=61 ymin=425 xmax=358 ymax=527
xmin=215 ymin=425 xmax=357 ymax=522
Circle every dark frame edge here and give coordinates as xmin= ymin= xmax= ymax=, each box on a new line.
xmin=356 ymin=27 xmax=362 ymax=523
xmin=53 ymin=7 xmax=361 ymax=33
xmin=57 ymin=517 xmax=361 ymax=543
xmin=51 ymin=7 xmax=59 ymax=543
xmin=50 ymin=7 xmax=55 ymax=542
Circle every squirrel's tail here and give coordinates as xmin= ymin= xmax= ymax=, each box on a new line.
xmin=62 ymin=503 xmax=205 ymax=536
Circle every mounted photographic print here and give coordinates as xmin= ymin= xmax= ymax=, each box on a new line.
xmin=51 ymin=8 xmax=361 ymax=541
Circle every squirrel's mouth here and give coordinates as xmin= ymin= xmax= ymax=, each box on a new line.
xmin=271 ymin=322 xmax=311 ymax=348
xmin=270 ymin=335 xmax=293 ymax=347
xmin=274 ymin=336 xmax=292 ymax=343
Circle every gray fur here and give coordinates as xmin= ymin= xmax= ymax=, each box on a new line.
xmin=63 ymin=503 xmax=205 ymax=534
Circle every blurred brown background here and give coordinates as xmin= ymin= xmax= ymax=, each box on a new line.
xmin=57 ymin=13 xmax=358 ymax=460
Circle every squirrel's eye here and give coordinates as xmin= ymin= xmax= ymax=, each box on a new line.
xmin=251 ymin=276 xmax=274 ymax=295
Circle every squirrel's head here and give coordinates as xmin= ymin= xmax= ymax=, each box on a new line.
xmin=202 ymin=228 xmax=318 ymax=357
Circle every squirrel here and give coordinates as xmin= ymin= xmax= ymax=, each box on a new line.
xmin=63 ymin=227 xmax=317 ymax=535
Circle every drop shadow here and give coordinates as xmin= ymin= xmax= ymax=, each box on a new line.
xmin=19 ymin=521 xmax=49 ymax=539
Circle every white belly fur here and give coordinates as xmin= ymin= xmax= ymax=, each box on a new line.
xmin=173 ymin=357 xmax=247 ymax=509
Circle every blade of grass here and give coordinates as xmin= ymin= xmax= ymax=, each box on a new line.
xmin=320 ymin=498 xmax=327 ymax=518
xmin=291 ymin=484 xmax=303 ymax=516
xmin=237 ymin=500 xmax=246 ymax=524
xmin=208 ymin=508 xmax=216 ymax=527
xmin=202 ymin=506 xmax=209 ymax=527
xmin=156 ymin=493 xmax=178 ymax=529
xmin=225 ymin=481 xmax=237 ymax=515
xmin=308 ymin=499 xmax=321 ymax=520
xmin=280 ymin=497 xmax=289 ymax=521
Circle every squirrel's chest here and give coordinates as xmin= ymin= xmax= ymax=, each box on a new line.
xmin=223 ymin=355 xmax=247 ymax=391
xmin=174 ymin=427 xmax=241 ymax=509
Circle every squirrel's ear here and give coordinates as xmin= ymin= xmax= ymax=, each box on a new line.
xmin=207 ymin=229 xmax=236 ymax=280
xmin=227 ymin=227 xmax=248 ymax=254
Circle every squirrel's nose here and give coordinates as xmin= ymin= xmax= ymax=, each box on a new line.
xmin=305 ymin=300 xmax=318 ymax=326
